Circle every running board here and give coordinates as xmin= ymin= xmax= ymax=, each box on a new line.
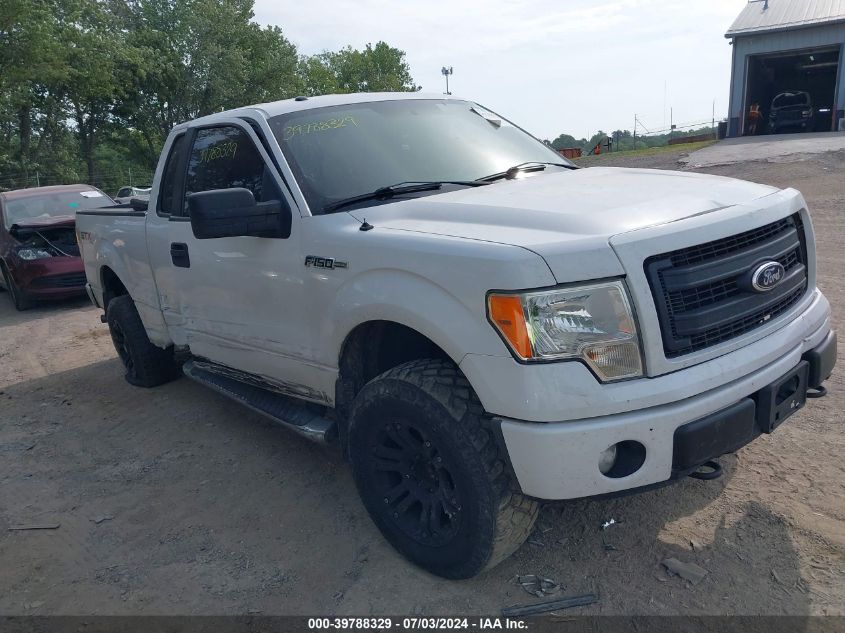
xmin=183 ymin=360 xmax=336 ymax=443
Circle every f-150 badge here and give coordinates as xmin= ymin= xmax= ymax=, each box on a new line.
xmin=305 ymin=255 xmax=348 ymax=270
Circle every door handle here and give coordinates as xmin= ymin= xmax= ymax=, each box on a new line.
xmin=170 ymin=242 xmax=190 ymax=268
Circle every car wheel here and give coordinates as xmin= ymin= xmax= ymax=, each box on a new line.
xmin=348 ymin=359 xmax=539 ymax=579
xmin=106 ymin=294 xmax=180 ymax=387
xmin=1 ymin=264 xmax=34 ymax=311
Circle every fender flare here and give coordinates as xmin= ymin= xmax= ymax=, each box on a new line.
xmin=326 ymin=268 xmax=508 ymax=368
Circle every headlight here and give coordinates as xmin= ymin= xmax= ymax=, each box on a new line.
xmin=802 ymin=110 xmax=812 ymax=116
xmin=487 ymin=280 xmax=643 ymax=381
xmin=16 ymin=248 xmax=53 ymax=260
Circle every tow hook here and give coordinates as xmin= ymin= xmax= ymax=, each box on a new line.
xmin=807 ymin=385 xmax=827 ymax=399
xmin=689 ymin=460 xmax=722 ymax=481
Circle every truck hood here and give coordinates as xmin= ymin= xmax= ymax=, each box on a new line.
xmin=348 ymin=167 xmax=779 ymax=283
xmin=9 ymin=214 xmax=76 ymax=238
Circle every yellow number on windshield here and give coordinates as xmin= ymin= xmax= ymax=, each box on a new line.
xmin=283 ymin=115 xmax=358 ymax=141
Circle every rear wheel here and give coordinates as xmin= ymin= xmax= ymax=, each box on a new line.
xmin=1 ymin=265 xmax=34 ymax=311
xmin=106 ymin=295 xmax=179 ymax=387
xmin=348 ymin=359 xmax=538 ymax=579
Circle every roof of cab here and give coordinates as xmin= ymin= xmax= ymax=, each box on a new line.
xmin=174 ymin=92 xmax=460 ymax=130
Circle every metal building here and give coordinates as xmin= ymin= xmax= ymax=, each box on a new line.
xmin=726 ymin=0 xmax=845 ymax=136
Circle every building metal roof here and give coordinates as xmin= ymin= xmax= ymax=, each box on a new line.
xmin=726 ymin=0 xmax=845 ymax=37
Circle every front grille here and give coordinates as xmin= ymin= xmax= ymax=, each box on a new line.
xmin=645 ymin=214 xmax=808 ymax=358
xmin=31 ymin=273 xmax=87 ymax=289
xmin=668 ymin=218 xmax=791 ymax=267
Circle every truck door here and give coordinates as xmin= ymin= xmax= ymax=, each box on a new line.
xmin=145 ymin=120 xmax=332 ymax=405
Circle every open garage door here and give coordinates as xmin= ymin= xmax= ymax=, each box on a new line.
xmin=744 ymin=47 xmax=840 ymax=135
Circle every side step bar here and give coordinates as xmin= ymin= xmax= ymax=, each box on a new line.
xmin=183 ymin=360 xmax=337 ymax=443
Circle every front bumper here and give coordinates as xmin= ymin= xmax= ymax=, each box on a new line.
xmin=9 ymin=255 xmax=87 ymax=299
xmin=496 ymin=324 xmax=836 ymax=501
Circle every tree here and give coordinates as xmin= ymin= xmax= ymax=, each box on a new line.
xmin=0 ymin=0 xmax=419 ymax=193
xmin=0 ymin=0 xmax=69 ymax=181
xmin=59 ymin=0 xmax=144 ymax=184
xmin=302 ymin=42 xmax=419 ymax=95
xmin=117 ymin=0 xmax=302 ymax=164
xmin=550 ymin=133 xmax=581 ymax=150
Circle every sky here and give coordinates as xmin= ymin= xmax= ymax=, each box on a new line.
xmin=253 ymin=0 xmax=745 ymax=141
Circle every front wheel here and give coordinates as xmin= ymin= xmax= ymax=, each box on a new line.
xmin=348 ymin=359 xmax=538 ymax=579
xmin=106 ymin=295 xmax=179 ymax=387
xmin=1 ymin=265 xmax=34 ymax=311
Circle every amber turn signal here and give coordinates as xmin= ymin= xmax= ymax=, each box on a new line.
xmin=487 ymin=294 xmax=532 ymax=359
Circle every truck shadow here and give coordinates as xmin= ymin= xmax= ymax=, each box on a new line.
xmin=0 ymin=358 xmax=813 ymax=616
xmin=504 ymin=456 xmax=812 ymax=615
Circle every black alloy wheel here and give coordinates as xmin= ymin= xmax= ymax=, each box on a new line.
xmin=369 ymin=417 xmax=462 ymax=546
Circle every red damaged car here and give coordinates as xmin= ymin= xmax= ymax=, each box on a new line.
xmin=0 ymin=184 xmax=114 ymax=310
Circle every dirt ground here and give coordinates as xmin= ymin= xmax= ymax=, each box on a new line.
xmin=1 ymin=145 xmax=843 ymax=616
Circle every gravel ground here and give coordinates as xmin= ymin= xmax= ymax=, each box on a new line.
xmin=1 ymin=144 xmax=843 ymax=616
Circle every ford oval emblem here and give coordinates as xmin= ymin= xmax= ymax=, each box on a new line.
xmin=751 ymin=261 xmax=786 ymax=292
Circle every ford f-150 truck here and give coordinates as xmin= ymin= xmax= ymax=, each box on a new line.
xmin=77 ymin=93 xmax=836 ymax=579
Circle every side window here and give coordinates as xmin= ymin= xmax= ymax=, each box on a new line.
xmin=158 ymin=134 xmax=187 ymax=216
xmin=184 ymin=126 xmax=280 ymax=215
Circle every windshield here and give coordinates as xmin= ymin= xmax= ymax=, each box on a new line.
xmin=3 ymin=189 xmax=113 ymax=228
xmin=268 ymin=99 xmax=571 ymax=214
xmin=773 ymin=92 xmax=810 ymax=108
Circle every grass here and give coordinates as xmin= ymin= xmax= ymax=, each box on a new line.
xmin=573 ymin=140 xmax=717 ymax=164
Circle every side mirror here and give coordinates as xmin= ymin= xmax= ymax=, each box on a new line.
xmin=187 ymin=188 xmax=292 ymax=240
xmin=129 ymin=197 xmax=149 ymax=212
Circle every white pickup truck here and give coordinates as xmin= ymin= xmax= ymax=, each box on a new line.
xmin=77 ymin=93 xmax=836 ymax=578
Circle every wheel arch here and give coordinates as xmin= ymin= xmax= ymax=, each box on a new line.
xmin=335 ymin=319 xmax=458 ymax=446
xmin=98 ymin=264 xmax=173 ymax=348
xmin=100 ymin=265 xmax=129 ymax=310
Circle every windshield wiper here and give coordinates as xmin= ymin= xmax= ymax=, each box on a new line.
xmin=477 ymin=161 xmax=578 ymax=183
xmin=324 ymin=180 xmax=487 ymax=213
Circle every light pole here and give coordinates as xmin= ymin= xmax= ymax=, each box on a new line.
xmin=441 ymin=66 xmax=453 ymax=95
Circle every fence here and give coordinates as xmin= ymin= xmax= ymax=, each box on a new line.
xmin=631 ymin=116 xmax=718 ymax=147
xmin=0 ymin=167 xmax=156 ymax=196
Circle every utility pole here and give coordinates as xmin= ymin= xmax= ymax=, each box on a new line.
xmin=441 ymin=66 xmax=453 ymax=95
xmin=35 ymin=171 xmax=40 ymax=187
xmin=633 ymin=114 xmax=637 ymax=150
xmin=712 ymin=99 xmax=716 ymax=131
xmin=129 ymin=166 xmax=132 ymax=186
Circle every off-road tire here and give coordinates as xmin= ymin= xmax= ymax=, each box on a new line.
xmin=1 ymin=264 xmax=34 ymax=311
xmin=348 ymin=359 xmax=539 ymax=579
xmin=106 ymin=294 xmax=179 ymax=387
